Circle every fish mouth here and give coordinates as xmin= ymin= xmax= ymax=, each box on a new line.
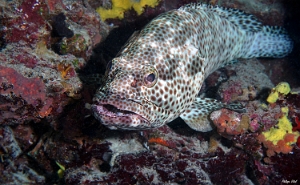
xmin=95 ymin=104 xmax=141 ymax=118
xmin=91 ymin=102 xmax=151 ymax=130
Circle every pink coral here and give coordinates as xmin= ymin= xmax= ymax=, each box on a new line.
xmin=250 ymin=118 xmax=260 ymax=132
xmin=220 ymin=81 xmax=242 ymax=103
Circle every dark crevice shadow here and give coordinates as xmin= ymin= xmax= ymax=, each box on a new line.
xmin=282 ymin=1 xmax=300 ymax=86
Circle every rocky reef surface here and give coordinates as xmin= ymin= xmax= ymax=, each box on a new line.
xmin=1 ymin=0 xmax=300 ymax=184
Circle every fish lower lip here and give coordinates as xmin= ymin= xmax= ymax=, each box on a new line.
xmin=92 ymin=103 xmax=145 ymax=120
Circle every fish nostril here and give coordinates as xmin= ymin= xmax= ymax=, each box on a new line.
xmin=131 ymin=80 xmax=137 ymax=87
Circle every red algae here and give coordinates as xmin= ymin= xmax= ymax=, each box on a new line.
xmin=5 ymin=0 xmax=49 ymax=44
xmin=221 ymin=82 xmax=242 ymax=103
xmin=47 ymin=0 xmax=66 ymax=12
xmin=15 ymin=54 xmax=38 ymax=68
xmin=297 ymin=137 xmax=300 ymax=148
xmin=292 ymin=116 xmax=300 ymax=132
xmin=0 ymin=65 xmax=46 ymax=106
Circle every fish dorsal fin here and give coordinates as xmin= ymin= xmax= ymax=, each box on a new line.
xmin=180 ymin=3 xmax=263 ymax=32
xmin=180 ymin=97 xmax=244 ymax=132
xmin=116 ymin=31 xmax=140 ymax=57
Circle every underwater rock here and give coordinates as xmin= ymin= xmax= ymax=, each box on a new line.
xmin=0 ymin=65 xmax=52 ymax=124
xmin=0 ymin=0 xmax=108 ymax=183
xmin=0 ymin=126 xmax=46 ymax=184
xmin=218 ymin=59 xmax=274 ymax=104
xmin=0 ymin=0 xmax=108 ymax=125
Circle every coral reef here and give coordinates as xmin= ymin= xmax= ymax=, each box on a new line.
xmin=210 ymin=81 xmax=300 ymax=182
xmin=257 ymin=84 xmax=300 ymax=157
xmin=0 ymin=0 xmax=108 ymax=183
xmin=261 ymin=107 xmax=299 ymax=148
xmin=63 ymin=126 xmax=254 ymax=184
xmin=0 ymin=0 xmax=108 ymax=126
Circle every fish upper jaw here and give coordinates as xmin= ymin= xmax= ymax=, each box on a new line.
xmin=91 ymin=104 xmax=150 ymax=130
xmin=92 ymin=95 xmax=156 ymax=130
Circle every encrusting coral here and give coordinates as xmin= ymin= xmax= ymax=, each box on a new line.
xmin=257 ymin=82 xmax=300 ymax=156
xmin=258 ymin=107 xmax=300 ymax=156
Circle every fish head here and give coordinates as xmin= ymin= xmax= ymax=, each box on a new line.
xmin=92 ymin=55 xmax=186 ymax=130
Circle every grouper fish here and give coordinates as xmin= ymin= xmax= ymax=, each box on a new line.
xmin=92 ymin=3 xmax=293 ymax=131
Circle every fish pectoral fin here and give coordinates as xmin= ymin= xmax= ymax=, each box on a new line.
xmin=225 ymin=102 xmax=246 ymax=113
xmin=220 ymin=59 xmax=239 ymax=68
xmin=180 ymin=97 xmax=245 ymax=132
xmin=180 ymin=109 xmax=214 ymax=132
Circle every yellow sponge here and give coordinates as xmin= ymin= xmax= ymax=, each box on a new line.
xmin=97 ymin=0 xmax=160 ymax=21
xmin=262 ymin=107 xmax=299 ymax=145
xmin=275 ymin=82 xmax=290 ymax=95
xmin=267 ymin=82 xmax=291 ymax=103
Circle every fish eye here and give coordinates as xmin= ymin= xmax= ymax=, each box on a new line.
xmin=146 ymin=73 xmax=155 ymax=82
xmin=144 ymin=70 xmax=158 ymax=87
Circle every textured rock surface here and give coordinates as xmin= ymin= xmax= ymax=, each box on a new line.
xmin=0 ymin=0 xmax=109 ymax=126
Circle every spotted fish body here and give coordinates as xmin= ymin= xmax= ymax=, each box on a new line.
xmin=92 ymin=3 xmax=293 ymax=131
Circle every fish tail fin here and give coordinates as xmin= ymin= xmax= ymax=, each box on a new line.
xmin=181 ymin=4 xmax=293 ymax=58
xmin=246 ymin=26 xmax=293 ymax=58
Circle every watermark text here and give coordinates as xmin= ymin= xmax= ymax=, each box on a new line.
xmin=282 ymin=179 xmax=298 ymax=184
